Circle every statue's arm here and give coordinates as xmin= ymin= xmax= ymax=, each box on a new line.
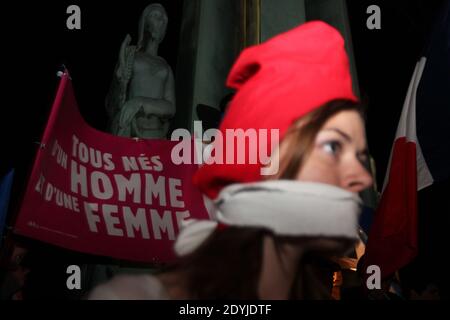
xmin=106 ymin=34 xmax=134 ymax=120
xmin=117 ymin=34 xmax=133 ymax=81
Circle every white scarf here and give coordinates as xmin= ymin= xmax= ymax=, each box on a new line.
xmin=174 ymin=180 xmax=362 ymax=256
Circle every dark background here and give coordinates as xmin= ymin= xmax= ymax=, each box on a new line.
xmin=0 ymin=0 xmax=448 ymax=298
xmin=348 ymin=0 xmax=446 ymax=187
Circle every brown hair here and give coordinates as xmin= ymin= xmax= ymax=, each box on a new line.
xmin=165 ymin=227 xmax=268 ymax=299
xmin=164 ymin=99 xmax=363 ymax=299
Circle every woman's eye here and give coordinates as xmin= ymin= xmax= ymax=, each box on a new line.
xmin=322 ymin=141 xmax=342 ymax=156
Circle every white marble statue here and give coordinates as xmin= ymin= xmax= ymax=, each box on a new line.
xmin=106 ymin=3 xmax=176 ymax=139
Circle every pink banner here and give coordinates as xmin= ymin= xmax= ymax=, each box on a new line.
xmin=14 ymin=72 xmax=211 ymax=263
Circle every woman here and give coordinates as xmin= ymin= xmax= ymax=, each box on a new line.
xmin=89 ymin=21 xmax=372 ymax=300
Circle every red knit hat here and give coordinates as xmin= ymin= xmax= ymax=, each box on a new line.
xmin=193 ymin=21 xmax=358 ymax=199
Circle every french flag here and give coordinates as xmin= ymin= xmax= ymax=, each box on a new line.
xmin=363 ymin=1 xmax=450 ymax=279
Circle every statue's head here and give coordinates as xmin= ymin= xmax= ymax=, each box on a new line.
xmin=138 ymin=3 xmax=168 ymax=49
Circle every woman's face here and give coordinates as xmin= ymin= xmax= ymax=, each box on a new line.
xmin=295 ymin=110 xmax=373 ymax=193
